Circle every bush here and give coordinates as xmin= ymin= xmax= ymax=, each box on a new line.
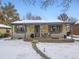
xmin=0 ymin=33 xmax=10 ymax=38
xmin=30 ymin=34 xmax=34 ymax=38
xmin=0 ymin=34 xmax=2 ymax=38
xmin=67 ymin=32 xmax=71 ymax=36
xmin=4 ymin=33 xmax=10 ymax=37
xmin=64 ymin=35 xmax=67 ymax=39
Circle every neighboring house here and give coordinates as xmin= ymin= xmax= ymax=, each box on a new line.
xmin=0 ymin=24 xmax=11 ymax=37
xmin=11 ymin=19 xmax=73 ymax=39
xmin=72 ymin=21 xmax=79 ymax=35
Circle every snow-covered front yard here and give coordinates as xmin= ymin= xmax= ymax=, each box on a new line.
xmin=0 ymin=38 xmax=79 ymax=59
xmin=37 ymin=42 xmax=79 ymax=59
xmin=0 ymin=39 xmax=41 ymax=59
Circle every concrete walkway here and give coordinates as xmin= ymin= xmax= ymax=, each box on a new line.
xmin=32 ymin=42 xmax=50 ymax=59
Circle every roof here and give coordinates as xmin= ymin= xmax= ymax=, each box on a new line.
xmin=12 ymin=19 xmax=64 ymax=24
xmin=75 ymin=21 xmax=79 ymax=24
xmin=0 ymin=24 xmax=11 ymax=29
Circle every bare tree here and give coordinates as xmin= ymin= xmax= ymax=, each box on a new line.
xmin=58 ymin=13 xmax=68 ymax=21
xmin=67 ymin=17 xmax=78 ymax=22
xmin=22 ymin=0 xmax=78 ymax=12
xmin=0 ymin=0 xmax=1 ymax=6
xmin=26 ymin=12 xmax=32 ymax=20
xmin=34 ymin=16 xmax=42 ymax=20
xmin=26 ymin=12 xmax=42 ymax=20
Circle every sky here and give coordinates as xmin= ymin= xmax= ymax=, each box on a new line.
xmin=1 ymin=0 xmax=79 ymax=20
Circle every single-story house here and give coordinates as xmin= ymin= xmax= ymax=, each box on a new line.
xmin=0 ymin=24 xmax=11 ymax=37
xmin=11 ymin=19 xmax=74 ymax=40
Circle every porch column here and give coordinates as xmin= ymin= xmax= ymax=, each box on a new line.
xmin=11 ymin=25 xmax=14 ymax=39
xmin=24 ymin=24 xmax=27 ymax=41
xmin=70 ymin=24 xmax=74 ymax=39
xmin=59 ymin=25 xmax=62 ymax=33
xmin=48 ymin=25 xmax=52 ymax=37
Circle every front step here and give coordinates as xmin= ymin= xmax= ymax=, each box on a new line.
xmin=38 ymin=39 xmax=74 ymax=43
xmin=24 ymin=37 xmax=74 ymax=43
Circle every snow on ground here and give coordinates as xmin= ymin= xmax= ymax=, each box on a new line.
xmin=37 ymin=42 xmax=79 ymax=59
xmin=1 ymin=37 xmax=79 ymax=59
xmin=0 ymin=39 xmax=41 ymax=59
xmin=67 ymin=35 xmax=79 ymax=40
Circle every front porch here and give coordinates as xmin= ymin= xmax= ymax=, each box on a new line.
xmin=11 ymin=24 xmax=66 ymax=40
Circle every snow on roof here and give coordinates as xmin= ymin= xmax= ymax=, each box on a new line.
xmin=75 ymin=21 xmax=79 ymax=24
xmin=0 ymin=24 xmax=11 ymax=28
xmin=12 ymin=19 xmax=64 ymax=24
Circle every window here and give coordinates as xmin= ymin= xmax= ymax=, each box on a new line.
xmin=15 ymin=25 xmax=25 ymax=33
xmin=49 ymin=25 xmax=60 ymax=33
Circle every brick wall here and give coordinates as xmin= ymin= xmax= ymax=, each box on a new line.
xmin=72 ymin=24 xmax=79 ymax=35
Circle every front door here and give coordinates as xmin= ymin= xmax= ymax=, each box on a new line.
xmin=35 ymin=25 xmax=40 ymax=37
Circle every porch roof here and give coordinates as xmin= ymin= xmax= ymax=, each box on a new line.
xmin=12 ymin=19 xmax=64 ymax=25
xmin=0 ymin=24 xmax=11 ymax=29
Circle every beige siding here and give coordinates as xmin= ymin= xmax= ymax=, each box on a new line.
xmin=62 ymin=24 xmax=68 ymax=33
xmin=0 ymin=29 xmax=6 ymax=34
xmin=27 ymin=25 xmax=34 ymax=32
xmin=40 ymin=24 xmax=48 ymax=32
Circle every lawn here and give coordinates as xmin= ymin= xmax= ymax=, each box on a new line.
xmin=37 ymin=41 xmax=79 ymax=59
xmin=0 ymin=39 xmax=41 ymax=59
xmin=0 ymin=38 xmax=79 ymax=59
